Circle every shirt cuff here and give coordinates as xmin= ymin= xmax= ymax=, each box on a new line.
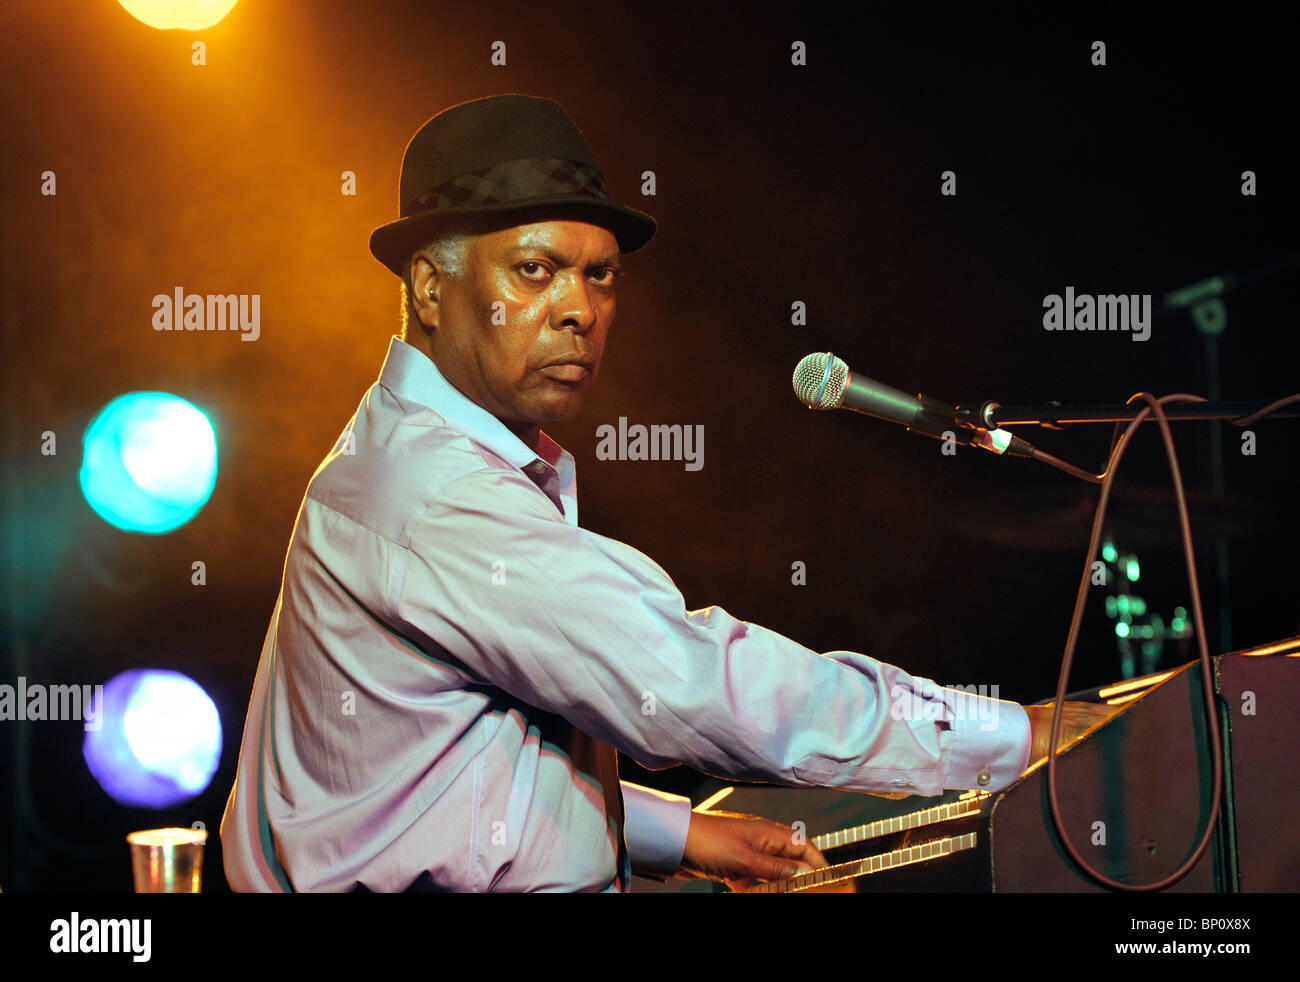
xmin=621 ymin=781 xmax=693 ymax=879
xmin=939 ymin=690 xmax=1032 ymax=792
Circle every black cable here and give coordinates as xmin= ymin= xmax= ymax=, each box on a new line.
xmin=1044 ymin=392 xmax=1222 ymax=892
xmin=1227 ymin=393 xmax=1300 ymax=427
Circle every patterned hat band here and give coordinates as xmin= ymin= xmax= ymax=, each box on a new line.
xmin=406 ymin=157 xmax=610 ymax=215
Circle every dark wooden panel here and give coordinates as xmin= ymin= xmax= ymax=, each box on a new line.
xmin=990 ymin=659 xmax=1218 ymax=891
xmin=1217 ymin=651 xmax=1300 ymax=890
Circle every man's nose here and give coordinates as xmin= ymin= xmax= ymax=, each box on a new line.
xmin=550 ymin=272 xmax=600 ymax=333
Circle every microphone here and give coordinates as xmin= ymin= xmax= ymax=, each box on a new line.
xmin=791 ymin=352 xmax=1035 ymax=457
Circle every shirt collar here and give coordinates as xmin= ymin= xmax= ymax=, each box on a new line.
xmin=376 ymin=337 xmax=578 ymax=519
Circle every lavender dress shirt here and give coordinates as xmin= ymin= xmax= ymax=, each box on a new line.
xmin=220 ymin=337 xmax=1030 ymax=892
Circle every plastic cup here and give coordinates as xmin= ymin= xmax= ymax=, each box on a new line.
xmin=127 ymin=827 xmax=207 ymax=893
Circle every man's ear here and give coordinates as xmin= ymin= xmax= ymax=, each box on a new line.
xmin=409 ymin=251 xmax=441 ymax=333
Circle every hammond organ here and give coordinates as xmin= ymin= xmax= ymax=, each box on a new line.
xmin=691 ymin=640 xmax=1299 ymax=893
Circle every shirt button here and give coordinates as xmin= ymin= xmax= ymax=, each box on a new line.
xmin=977 ymin=770 xmax=991 ymax=786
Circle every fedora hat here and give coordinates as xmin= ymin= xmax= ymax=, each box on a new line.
xmin=369 ymin=94 xmax=657 ymax=278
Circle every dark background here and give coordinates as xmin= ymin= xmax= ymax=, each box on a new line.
xmin=1 ymin=2 xmax=1296 ymax=892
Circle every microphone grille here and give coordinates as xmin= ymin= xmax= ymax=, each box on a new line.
xmin=792 ymin=352 xmax=849 ymax=409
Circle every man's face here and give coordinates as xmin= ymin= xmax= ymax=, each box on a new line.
xmin=420 ymin=220 xmax=621 ymax=442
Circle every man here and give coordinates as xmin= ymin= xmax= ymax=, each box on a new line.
xmin=221 ymin=94 xmax=1109 ymax=892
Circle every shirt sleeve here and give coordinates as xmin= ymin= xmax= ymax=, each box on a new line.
xmin=621 ymin=782 xmax=693 ymax=878
xmin=393 ymin=465 xmax=1031 ymax=800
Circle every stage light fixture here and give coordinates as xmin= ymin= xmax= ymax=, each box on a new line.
xmin=117 ymin=0 xmax=238 ymax=30
xmin=79 ymin=392 xmax=218 ymax=534
xmin=83 ymin=669 xmax=223 ymax=809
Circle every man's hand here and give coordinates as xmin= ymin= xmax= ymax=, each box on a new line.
xmin=1023 ymin=701 xmax=1121 ymax=763
xmin=677 ymin=809 xmax=828 ymax=892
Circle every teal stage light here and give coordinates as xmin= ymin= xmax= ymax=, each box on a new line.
xmin=79 ymin=392 xmax=217 ymax=534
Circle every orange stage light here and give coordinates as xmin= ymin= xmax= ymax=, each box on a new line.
xmin=117 ymin=0 xmax=238 ymax=31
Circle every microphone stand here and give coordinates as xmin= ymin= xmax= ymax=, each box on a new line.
xmin=960 ymin=390 xmax=1299 ymax=890
xmin=972 ymin=400 xmax=1300 ymax=428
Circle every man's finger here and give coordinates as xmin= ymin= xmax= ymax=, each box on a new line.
xmin=751 ymin=851 xmax=814 ymax=882
xmin=763 ymin=822 xmax=829 ymax=867
xmin=802 ymin=843 xmax=829 ymax=868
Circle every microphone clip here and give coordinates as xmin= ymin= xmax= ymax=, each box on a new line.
xmin=953 ymin=401 xmax=1036 ymax=458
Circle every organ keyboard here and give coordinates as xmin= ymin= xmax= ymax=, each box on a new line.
xmin=713 ymin=638 xmax=1299 ymax=893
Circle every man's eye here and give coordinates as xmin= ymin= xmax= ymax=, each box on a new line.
xmin=593 ymin=267 xmax=621 ymax=284
xmin=519 ymin=261 xmax=549 ymax=279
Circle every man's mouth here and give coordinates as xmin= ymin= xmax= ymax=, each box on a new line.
xmin=539 ymin=363 xmax=591 ymax=381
